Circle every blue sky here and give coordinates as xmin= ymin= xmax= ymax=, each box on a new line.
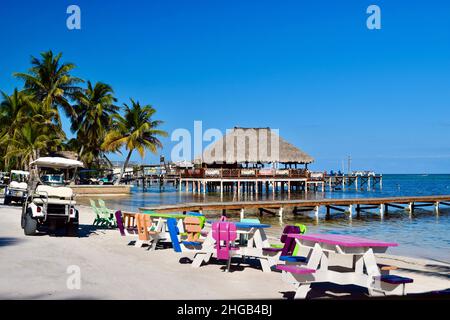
xmin=1 ymin=0 xmax=449 ymax=173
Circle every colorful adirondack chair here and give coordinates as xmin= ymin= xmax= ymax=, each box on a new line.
xmin=90 ymin=199 xmax=113 ymax=227
xmin=98 ymin=199 xmax=116 ymax=227
xmin=165 ymin=215 xmax=210 ymax=252
xmin=167 ymin=218 xmax=182 ymax=252
xmin=184 ymin=216 xmax=204 ymax=242
xmin=212 ymin=221 xmax=239 ymax=272
xmin=135 ymin=214 xmax=161 ymax=249
xmin=90 ymin=199 xmax=101 ymax=225
xmin=263 ymin=225 xmax=307 ymax=264
xmin=115 ymin=210 xmax=138 ymax=237
xmin=178 ymin=213 xmax=206 ymax=238
xmin=292 ymin=223 xmax=307 ymax=256
xmin=115 ymin=210 xmax=126 ymax=236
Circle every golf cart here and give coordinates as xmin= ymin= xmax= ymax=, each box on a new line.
xmin=41 ymin=173 xmax=65 ymax=186
xmin=77 ymin=169 xmax=115 ymax=185
xmin=3 ymin=170 xmax=30 ymax=205
xmin=21 ymin=157 xmax=84 ymax=236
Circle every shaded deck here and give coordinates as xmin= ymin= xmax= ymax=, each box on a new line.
xmin=178 ymin=168 xmax=382 ymax=194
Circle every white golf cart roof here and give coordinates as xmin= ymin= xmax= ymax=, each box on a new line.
xmin=30 ymin=157 xmax=84 ymax=169
xmin=11 ymin=170 xmax=30 ymax=175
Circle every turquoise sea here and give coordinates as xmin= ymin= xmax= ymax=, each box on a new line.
xmin=80 ymin=174 xmax=450 ymax=263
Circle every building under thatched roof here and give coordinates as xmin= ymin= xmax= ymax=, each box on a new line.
xmin=197 ymin=127 xmax=314 ymax=166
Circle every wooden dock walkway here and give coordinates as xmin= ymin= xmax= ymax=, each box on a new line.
xmin=139 ymin=195 xmax=450 ymax=221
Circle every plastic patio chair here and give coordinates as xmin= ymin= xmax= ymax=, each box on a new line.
xmin=90 ymin=199 xmax=110 ymax=226
xmin=292 ymin=223 xmax=307 ymax=256
xmin=135 ymin=214 xmax=161 ymax=249
xmin=212 ymin=221 xmax=239 ymax=272
xmin=263 ymin=225 xmax=307 ymax=264
xmin=97 ymin=199 xmax=116 ymax=227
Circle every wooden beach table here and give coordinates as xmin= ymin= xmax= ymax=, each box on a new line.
xmin=277 ymin=234 xmax=414 ymax=298
xmin=195 ymin=221 xmax=274 ymax=272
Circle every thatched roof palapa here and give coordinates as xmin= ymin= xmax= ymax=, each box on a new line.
xmin=198 ymin=127 xmax=314 ymax=165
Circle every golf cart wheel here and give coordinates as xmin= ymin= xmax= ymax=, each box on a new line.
xmin=66 ymin=214 xmax=79 ymax=237
xmin=21 ymin=205 xmax=26 ymax=228
xmin=98 ymin=180 xmax=104 ymax=185
xmin=3 ymin=196 xmax=11 ymax=205
xmin=66 ymin=222 xmax=79 ymax=237
xmin=24 ymin=208 xmax=37 ymax=236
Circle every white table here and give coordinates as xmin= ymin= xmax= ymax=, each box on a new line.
xmin=281 ymin=233 xmax=400 ymax=298
xmin=190 ymin=222 xmax=274 ymax=272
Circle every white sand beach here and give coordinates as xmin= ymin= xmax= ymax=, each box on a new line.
xmin=0 ymin=204 xmax=448 ymax=300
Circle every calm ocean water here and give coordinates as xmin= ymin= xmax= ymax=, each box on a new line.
xmin=80 ymin=174 xmax=450 ymax=263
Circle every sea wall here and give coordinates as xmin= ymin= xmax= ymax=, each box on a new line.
xmin=72 ymin=185 xmax=131 ymax=196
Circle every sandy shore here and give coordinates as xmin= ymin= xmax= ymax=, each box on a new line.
xmin=0 ymin=204 xmax=448 ymax=300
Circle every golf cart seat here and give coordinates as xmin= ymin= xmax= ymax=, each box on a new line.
xmin=9 ymin=181 xmax=28 ymax=190
xmin=33 ymin=185 xmax=76 ymax=205
xmin=33 ymin=198 xmax=77 ymax=205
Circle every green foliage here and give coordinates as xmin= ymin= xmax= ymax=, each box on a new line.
xmin=102 ymin=99 xmax=167 ymax=184
xmin=70 ymin=81 xmax=119 ymax=167
xmin=0 ymin=51 xmax=166 ymax=173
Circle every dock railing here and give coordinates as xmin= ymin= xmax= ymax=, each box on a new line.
xmin=178 ymin=168 xmax=309 ymax=179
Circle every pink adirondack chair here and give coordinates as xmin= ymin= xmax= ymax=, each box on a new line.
xmin=212 ymin=221 xmax=238 ymax=272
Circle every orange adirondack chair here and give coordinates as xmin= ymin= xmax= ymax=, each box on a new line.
xmin=135 ymin=214 xmax=161 ymax=249
xmin=184 ymin=216 xmax=203 ymax=242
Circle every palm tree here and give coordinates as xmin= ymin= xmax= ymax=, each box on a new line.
xmin=71 ymin=81 xmax=119 ymax=167
xmin=14 ymin=50 xmax=83 ymax=125
xmin=5 ymin=122 xmax=61 ymax=170
xmin=0 ymin=87 xmax=67 ymax=170
xmin=0 ymin=89 xmax=34 ymax=169
xmin=0 ymin=89 xmax=30 ymax=136
xmin=102 ymin=99 xmax=167 ymax=185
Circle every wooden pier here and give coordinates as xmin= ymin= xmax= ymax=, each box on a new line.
xmin=324 ymin=174 xmax=382 ymax=191
xmin=139 ymin=195 xmax=450 ymax=222
xmin=120 ymin=164 xmax=179 ymax=190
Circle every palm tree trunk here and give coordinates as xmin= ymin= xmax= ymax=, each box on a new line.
xmin=115 ymin=150 xmax=133 ymax=185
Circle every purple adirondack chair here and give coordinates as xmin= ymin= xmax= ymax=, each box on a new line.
xmin=263 ymin=225 xmax=307 ymax=263
xmin=115 ymin=210 xmax=126 ymax=236
xmin=115 ymin=210 xmax=138 ymax=237
xmin=212 ymin=221 xmax=238 ymax=271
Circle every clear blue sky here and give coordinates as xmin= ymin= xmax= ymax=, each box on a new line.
xmin=1 ymin=0 xmax=449 ymax=173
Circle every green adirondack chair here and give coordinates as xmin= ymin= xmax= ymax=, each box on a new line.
xmin=90 ymin=199 xmax=108 ymax=226
xmin=97 ymin=199 xmax=116 ymax=227
xmin=90 ymin=199 xmax=115 ymax=227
